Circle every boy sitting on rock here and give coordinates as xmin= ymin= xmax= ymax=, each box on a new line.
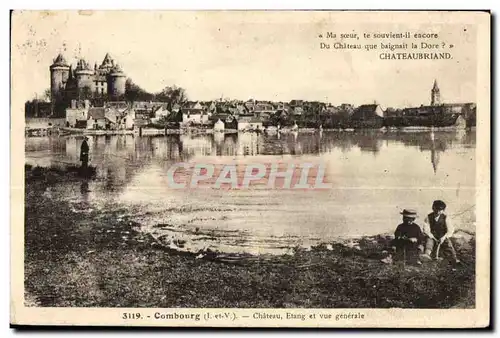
xmin=421 ymin=200 xmax=460 ymax=263
xmin=382 ymin=209 xmax=424 ymax=265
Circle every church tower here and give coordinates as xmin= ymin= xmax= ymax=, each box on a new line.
xmin=431 ymin=79 xmax=441 ymax=106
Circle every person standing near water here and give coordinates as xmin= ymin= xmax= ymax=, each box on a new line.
xmin=80 ymin=136 xmax=90 ymax=171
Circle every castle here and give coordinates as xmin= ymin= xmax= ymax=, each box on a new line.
xmin=49 ymin=53 xmax=126 ymax=115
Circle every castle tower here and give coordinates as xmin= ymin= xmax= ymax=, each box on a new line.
xmin=64 ymin=64 xmax=78 ymax=102
xmin=107 ymin=63 xmax=126 ymax=101
xmin=49 ymin=53 xmax=70 ymax=114
xmin=431 ymin=79 xmax=441 ymax=106
xmin=74 ymin=58 xmax=95 ymax=99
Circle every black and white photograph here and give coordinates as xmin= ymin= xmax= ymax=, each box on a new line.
xmin=10 ymin=10 xmax=490 ymax=328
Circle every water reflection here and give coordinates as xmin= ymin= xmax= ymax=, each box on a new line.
xmin=26 ymin=130 xmax=475 ymax=181
xmin=80 ymin=180 xmax=90 ymax=195
xmin=25 ymin=130 xmax=476 ymax=253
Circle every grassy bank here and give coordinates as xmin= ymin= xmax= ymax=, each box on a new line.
xmin=24 ymin=165 xmax=475 ymax=308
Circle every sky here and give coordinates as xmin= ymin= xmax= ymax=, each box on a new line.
xmin=11 ymin=11 xmax=478 ymax=108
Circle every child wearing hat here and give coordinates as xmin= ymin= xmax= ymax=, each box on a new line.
xmin=421 ymin=200 xmax=460 ymax=263
xmin=390 ymin=209 xmax=424 ymax=265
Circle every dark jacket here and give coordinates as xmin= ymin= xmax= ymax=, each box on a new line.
xmin=394 ymin=222 xmax=424 ymax=243
xmin=427 ymin=213 xmax=448 ymax=239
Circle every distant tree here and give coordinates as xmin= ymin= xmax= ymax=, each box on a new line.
xmin=270 ymin=111 xmax=293 ymax=127
xmin=155 ymin=85 xmax=188 ymax=110
xmin=125 ymin=78 xmax=139 ymax=102
xmin=25 ymin=89 xmax=56 ymax=118
xmin=43 ymin=88 xmax=52 ymax=102
xmin=125 ymin=78 xmax=154 ymax=103
xmin=25 ymin=98 xmax=41 ymax=118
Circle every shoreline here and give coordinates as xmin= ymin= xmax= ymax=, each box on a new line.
xmin=24 ymin=125 xmax=475 ymax=137
xmin=24 ymin=165 xmax=475 ymax=308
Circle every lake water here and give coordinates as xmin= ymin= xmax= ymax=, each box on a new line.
xmin=25 ymin=130 xmax=476 ymax=254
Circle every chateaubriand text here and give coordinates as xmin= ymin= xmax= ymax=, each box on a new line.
xmin=379 ymin=52 xmax=452 ymax=60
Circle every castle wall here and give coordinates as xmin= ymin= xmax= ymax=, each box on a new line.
xmin=108 ymin=74 xmax=126 ymax=100
xmin=76 ymin=71 xmax=96 ymax=93
xmin=50 ymin=66 xmax=69 ymax=101
xmin=95 ymin=80 xmax=108 ymax=95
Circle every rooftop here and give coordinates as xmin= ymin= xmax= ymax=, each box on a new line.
xmin=88 ymin=107 xmax=106 ymax=120
xmin=100 ymin=53 xmax=115 ymax=70
xmin=75 ymin=58 xmax=93 ymax=72
xmin=51 ymin=53 xmax=69 ymax=68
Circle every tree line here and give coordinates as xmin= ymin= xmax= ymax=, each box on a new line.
xmin=124 ymin=79 xmax=188 ymax=110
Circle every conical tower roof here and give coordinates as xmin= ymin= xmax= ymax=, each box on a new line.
xmin=75 ymin=58 xmax=92 ymax=72
xmin=51 ymin=53 xmax=69 ymax=67
xmin=432 ymin=79 xmax=440 ymax=91
xmin=112 ymin=63 xmax=123 ymax=72
xmin=100 ymin=53 xmax=114 ymax=68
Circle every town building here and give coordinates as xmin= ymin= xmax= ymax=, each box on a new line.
xmin=350 ymin=104 xmax=385 ymax=128
xmin=237 ymin=116 xmax=264 ymax=131
xmin=151 ymin=105 xmax=171 ymax=124
xmin=119 ymin=108 xmax=136 ymax=130
xmin=181 ymin=102 xmax=209 ymax=125
xmin=214 ymin=119 xmax=225 ymax=132
xmin=65 ymin=100 xmax=91 ymax=127
xmin=87 ymin=107 xmax=107 ymax=129
xmin=401 ymin=81 xmax=475 ymax=118
xmin=383 ymin=81 xmax=476 ymax=128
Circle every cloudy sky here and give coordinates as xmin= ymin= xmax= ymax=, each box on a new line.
xmin=12 ymin=11 xmax=478 ymax=107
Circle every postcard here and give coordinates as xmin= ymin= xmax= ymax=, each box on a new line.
xmin=11 ymin=10 xmax=490 ymax=328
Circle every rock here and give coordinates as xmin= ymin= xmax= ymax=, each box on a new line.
xmin=381 ymin=255 xmax=393 ymax=264
xmin=344 ymin=241 xmax=355 ymax=248
xmin=452 ymin=231 xmax=474 ymax=252
xmin=453 ymin=230 xmax=474 ymax=241
xmin=167 ymin=243 xmax=179 ymax=250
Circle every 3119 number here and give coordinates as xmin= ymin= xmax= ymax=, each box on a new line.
xmin=123 ymin=312 xmax=142 ymax=320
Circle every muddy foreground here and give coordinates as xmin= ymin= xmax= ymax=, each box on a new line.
xmin=24 ymin=165 xmax=475 ymax=308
